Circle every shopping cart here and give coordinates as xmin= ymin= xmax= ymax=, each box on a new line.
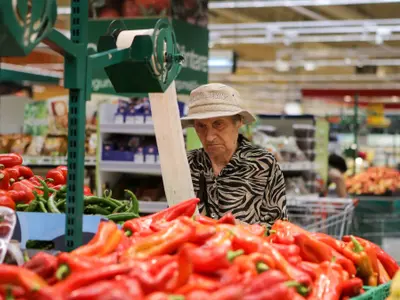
xmin=287 ymin=197 xmax=357 ymax=240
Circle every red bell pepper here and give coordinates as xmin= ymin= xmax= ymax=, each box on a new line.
xmin=56 ymin=166 xmax=68 ymax=178
xmin=14 ymin=166 xmax=33 ymax=179
xmin=194 ymin=215 xmax=218 ymax=226
xmin=123 ymin=198 xmax=199 ymax=236
xmin=0 ymin=194 xmax=15 ymax=210
xmin=343 ymin=235 xmax=399 ymax=278
xmin=71 ymin=221 xmax=123 ymax=257
xmin=83 ymin=185 xmax=93 ymax=196
xmin=6 ymin=166 xmax=20 ymax=183
xmin=46 ymin=169 xmax=66 ymax=186
xmin=244 ymin=269 xmax=288 ymax=295
xmin=294 ymin=233 xmax=357 ymax=277
xmin=233 ymin=252 xmax=276 ymax=276
xmin=6 ymin=190 xmax=32 ymax=204
xmin=0 ymin=153 xmax=23 ymax=168
xmin=28 ymin=176 xmax=44 ymax=187
xmin=244 ymin=280 xmax=306 ymax=300
xmin=0 ymin=168 xmax=10 ymax=190
xmin=307 ymin=261 xmax=344 ymax=300
xmin=23 ymin=252 xmax=58 ymax=280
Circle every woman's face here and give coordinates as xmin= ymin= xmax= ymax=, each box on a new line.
xmin=194 ymin=116 xmax=242 ymax=159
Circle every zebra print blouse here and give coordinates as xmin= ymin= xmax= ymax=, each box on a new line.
xmin=187 ymin=135 xmax=287 ymax=227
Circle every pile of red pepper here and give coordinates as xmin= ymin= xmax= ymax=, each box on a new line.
xmin=0 ymin=153 xmax=92 ymax=210
xmin=0 ymin=198 xmax=398 ymax=300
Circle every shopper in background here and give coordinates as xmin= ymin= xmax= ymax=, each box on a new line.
xmin=327 ymin=153 xmax=348 ymax=198
xmin=181 ymin=83 xmax=287 ymax=227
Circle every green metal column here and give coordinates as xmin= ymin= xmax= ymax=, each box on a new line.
xmin=353 ymin=93 xmax=359 ymax=175
xmin=64 ymin=0 xmax=88 ymax=251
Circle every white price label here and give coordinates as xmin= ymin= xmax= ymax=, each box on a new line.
xmin=134 ymin=116 xmax=145 ymax=124
xmin=114 ymin=115 xmax=125 ymax=124
xmin=134 ymin=154 xmax=144 ymax=164
xmin=125 ymin=116 xmax=136 ymax=124
xmin=145 ymin=116 xmax=153 ymax=124
xmin=145 ymin=155 xmax=156 ymax=164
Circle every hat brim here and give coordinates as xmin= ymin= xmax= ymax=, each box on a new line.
xmin=181 ymin=110 xmax=256 ymax=128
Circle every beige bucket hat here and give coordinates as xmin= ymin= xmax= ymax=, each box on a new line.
xmin=181 ymin=83 xmax=256 ymax=128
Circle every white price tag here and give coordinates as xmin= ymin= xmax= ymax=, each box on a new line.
xmin=125 ymin=116 xmax=136 ymax=124
xmin=134 ymin=116 xmax=145 ymax=124
xmin=135 ymin=154 xmax=144 ymax=164
xmin=114 ymin=115 xmax=125 ymax=124
xmin=145 ymin=155 xmax=156 ymax=164
xmin=145 ymin=116 xmax=153 ymax=124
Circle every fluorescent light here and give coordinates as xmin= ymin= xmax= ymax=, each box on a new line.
xmin=209 ymin=0 xmax=400 ymax=9
xmin=208 ymin=49 xmax=237 ymax=74
xmin=209 ymin=58 xmax=233 ymax=67
xmin=57 ymin=7 xmax=71 ymax=15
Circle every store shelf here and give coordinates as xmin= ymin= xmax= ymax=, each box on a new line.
xmin=99 ymin=161 xmax=161 ymax=175
xmin=280 ymin=161 xmax=316 ymax=172
xmin=139 ymin=201 xmax=168 ymax=213
xmin=100 ymin=123 xmax=156 ymax=135
xmin=23 ymin=156 xmax=96 ymax=167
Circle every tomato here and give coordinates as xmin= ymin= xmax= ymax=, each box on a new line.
xmin=122 ymin=0 xmax=142 ymax=17
xmin=136 ymin=0 xmax=170 ymax=13
xmin=98 ymin=7 xmax=120 ymax=19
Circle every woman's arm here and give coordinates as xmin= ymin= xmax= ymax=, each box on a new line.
xmin=328 ymin=168 xmax=348 ymax=198
xmin=262 ymin=157 xmax=288 ymax=227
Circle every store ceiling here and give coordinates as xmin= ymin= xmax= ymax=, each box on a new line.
xmin=208 ymin=2 xmax=400 ymax=83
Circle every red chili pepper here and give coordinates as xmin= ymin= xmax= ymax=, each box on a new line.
xmin=23 ymin=252 xmax=58 ymax=280
xmin=244 ymin=280 xmax=305 ymax=300
xmin=342 ymin=236 xmax=378 ymax=286
xmin=244 ymin=269 xmax=289 ymax=295
xmin=228 ymin=225 xmax=312 ymax=285
xmin=0 ymin=264 xmax=52 ymax=299
xmin=233 ymin=252 xmax=275 ymax=276
xmin=71 ymin=221 xmax=123 ymax=257
xmin=218 ymin=212 xmax=236 ymax=225
xmin=51 ymin=264 xmax=133 ymax=297
xmin=307 ymin=261 xmax=344 ymax=300
xmin=123 ymin=198 xmax=200 ymax=235
xmin=165 ymin=243 xmax=193 ymax=292
xmin=294 ymin=233 xmax=357 ymax=277
xmin=287 ymin=256 xmax=302 ymax=265
xmin=343 ymin=235 xmax=399 ymax=278
xmin=14 ymin=166 xmax=34 ymax=179
xmin=193 ymin=215 xmax=218 ymax=226
xmin=0 ymin=194 xmax=15 ymax=210
xmin=378 ymin=259 xmax=391 ymax=284
xmin=270 ymin=220 xmax=310 ymax=244
xmin=46 ymin=169 xmax=66 ymax=185
xmin=0 ymin=154 xmax=23 ymax=168
xmin=341 ymin=277 xmax=363 ymax=298
xmin=243 ymin=224 xmax=267 ymax=237
xmin=0 ymin=168 xmax=10 ymax=190
xmin=121 ymin=221 xmax=195 ymax=261
xmin=187 ymin=290 xmax=212 ymax=300
xmin=210 ymin=284 xmax=244 ymax=300
xmin=115 ymin=276 xmax=144 ymax=299
xmin=271 ymin=244 xmax=300 ymax=259
xmin=296 ymin=261 xmax=319 ymax=281
xmin=67 ymin=280 xmax=121 ymax=300
xmin=0 ymin=285 xmax=25 ymax=299
xmin=175 ymin=274 xmax=221 ymax=295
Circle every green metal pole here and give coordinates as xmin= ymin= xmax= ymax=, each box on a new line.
xmin=64 ymin=0 xmax=89 ymax=251
xmin=353 ymin=93 xmax=359 ymax=175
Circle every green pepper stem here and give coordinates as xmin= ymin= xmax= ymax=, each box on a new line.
xmin=350 ymin=235 xmax=364 ymax=253
xmin=227 ymin=249 xmax=244 ymax=261
xmin=125 ymin=230 xmax=132 ymax=237
xmin=285 ymin=281 xmax=301 ymax=288
xmin=23 ymin=251 xmax=30 ymax=263
xmin=56 ymin=264 xmax=70 ymax=280
xmin=256 ymin=262 xmax=269 ymax=273
xmin=168 ymin=296 xmax=185 ymax=300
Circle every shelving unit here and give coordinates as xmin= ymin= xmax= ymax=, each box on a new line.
xmin=23 ymin=156 xmax=96 ymax=167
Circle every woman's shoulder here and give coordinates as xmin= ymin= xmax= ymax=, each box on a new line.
xmin=240 ymin=140 xmax=277 ymax=163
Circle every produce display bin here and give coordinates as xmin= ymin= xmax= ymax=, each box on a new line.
xmin=351 ymin=282 xmax=391 ymax=300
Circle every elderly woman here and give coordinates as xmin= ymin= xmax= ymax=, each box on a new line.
xmin=181 ymin=83 xmax=287 ymax=227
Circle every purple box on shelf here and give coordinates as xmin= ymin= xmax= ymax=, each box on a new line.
xmin=114 ymin=106 xmax=127 ymax=124
xmin=125 ymin=104 xmax=144 ymax=124
xmin=102 ymin=150 xmax=134 ymax=161
xmin=144 ymin=145 xmax=158 ymax=164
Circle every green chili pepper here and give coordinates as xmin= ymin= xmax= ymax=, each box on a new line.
xmin=38 ymin=201 xmax=47 ymax=213
xmin=16 ymin=204 xmax=29 ymax=211
xmin=56 ymin=199 xmax=66 ymax=209
xmin=48 ymin=193 xmax=60 ymax=213
xmin=124 ymin=189 xmax=139 ymax=214
xmin=112 ymin=204 xmax=127 ymax=214
xmin=37 ymin=176 xmax=50 ymax=200
xmin=84 ymin=205 xmax=111 ymax=216
xmin=25 ymin=200 xmax=38 ymax=212
xmin=84 ymin=196 xmax=119 ymax=210
xmin=106 ymin=212 xmax=139 ymax=222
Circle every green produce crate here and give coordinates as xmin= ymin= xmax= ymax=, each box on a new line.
xmin=351 ymin=282 xmax=391 ymax=300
